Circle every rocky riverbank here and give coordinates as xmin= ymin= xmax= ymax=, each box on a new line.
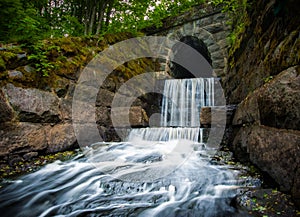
xmin=0 ymin=33 xmax=160 ymax=171
xmin=222 ymin=0 xmax=300 ymax=207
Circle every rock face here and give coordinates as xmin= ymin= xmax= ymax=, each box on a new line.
xmin=0 ymin=89 xmax=14 ymax=122
xmin=3 ymin=84 xmax=61 ymax=123
xmin=0 ymin=35 xmax=159 ymax=168
xmin=233 ymin=66 xmax=300 ymax=130
xmin=233 ymin=125 xmax=300 ymax=198
xmin=231 ymin=66 xmax=300 ymax=205
xmin=224 ymin=0 xmax=300 ymax=206
xmin=111 ymin=106 xmax=149 ymax=127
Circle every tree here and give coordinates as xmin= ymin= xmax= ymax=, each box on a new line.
xmin=0 ymin=0 xmax=23 ymax=41
xmin=0 ymin=0 xmax=207 ymax=42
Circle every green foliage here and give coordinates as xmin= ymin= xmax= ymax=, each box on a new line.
xmin=227 ymin=22 xmax=245 ymax=45
xmin=27 ymin=42 xmax=59 ymax=76
xmin=211 ymin=0 xmax=249 ymax=45
xmin=1 ymin=0 xmax=206 ymax=42
xmin=263 ymin=76 xmax=273 ymax=83
xmin=0 ymin=0 xmax=23 ymax=41
xmin=13 ymin=9 xmax=49 ymax=43
xmin=106 ymin=0 xmax=205 ymax=34
xmin=211 ymin=0 xmax=248 ymax=15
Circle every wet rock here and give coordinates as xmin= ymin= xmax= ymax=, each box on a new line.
xmin=8 ymin=155 xmax=23 ymax=166
xmin=0 ymin=89 xmax=14 ymax=122
xmin=0 ymin=123 xmax=48 ymax=158
xmin=200 ymin=105 xmax=237 ymax=127
xmin=236 ymin=189 xmax=299 ymax=217
xmin=46 ymin=123 xmax=77 ymax=153
xmin=233 ymin=66 xmax=300 ymax=130
xmin=232 ymin=94 xmax=260 ymax=126
xmin=233 ymin=125 xmax=300 ymax=201
xmin=2 ymin=83 xmax=61 ymax=123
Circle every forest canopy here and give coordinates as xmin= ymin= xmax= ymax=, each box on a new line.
xmin=0 ymin=0 xmax=206 ymax=43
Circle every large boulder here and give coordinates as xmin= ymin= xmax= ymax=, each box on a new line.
xmin=0 ymin=123 xmax=48 ymax=162
xmin=2 ymin=84 xmax=61 ymax=123
xmin=233 ymin=66 xmax=300 ymax=130
xmin=258 ymin=67 xmax=300 ymax=130
xmin=232 ymin=66 xmax=300 ymax=206
xmin=46 ymin=123 xmax=77 ymax=153
xmin=0 ymin=122 xmax=77 ymax=163
xmin=233 ymin=125 xmax=300 ymax=205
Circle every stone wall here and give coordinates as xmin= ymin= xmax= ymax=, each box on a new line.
xmin=146 ymin=4 xmax=231 ymax=79
xmin=0 ymin=34 xmax=159 ymax=167
xmin=223 ymin=0 xmax=300 ymax=206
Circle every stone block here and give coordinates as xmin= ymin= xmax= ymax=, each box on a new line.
xmin=111 ymin=106 xmax=148 ymax=127
xmin=200 ymin=105 xmax=237 ymax=127
xmin=46 ymin=123 xmax=77 ymax=153
xmin=2 ymin=83 xmax=60 ymax=123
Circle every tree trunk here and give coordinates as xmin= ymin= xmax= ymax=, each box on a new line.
xmin=84 ymin=0 xmax=90 ymax=35
xmin=88 ymin=0 xmax=97 ymax=35
xmin=96 ymin=1 xmax=108 ymax=35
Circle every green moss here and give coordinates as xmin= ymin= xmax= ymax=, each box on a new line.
xmin=0 ymin=150 xmax=79 ymax=180
xmin=0 ymin=51 xmax=17 ymax=63
xmin=0 ymin=57 xmax=6 ymax=71
xmin=57 ymin=55 xmax=67 ymax=62
xmin=0 ymin=32 xmax=149 ymax=91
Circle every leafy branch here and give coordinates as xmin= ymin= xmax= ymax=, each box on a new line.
xmin=27 ymin=43 xmax=59 ymax=76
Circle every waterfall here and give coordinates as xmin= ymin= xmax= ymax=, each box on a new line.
xmin=128 ymin=127 xmax=203 ymax=142
xmin=128 ymin=78 xmax=215 ymax=143
xmin=161 ymin=78 xmax=214 ymax=127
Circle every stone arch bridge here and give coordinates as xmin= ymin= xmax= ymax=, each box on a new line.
xmin=144 ymin=5 xmax=231 ymax=79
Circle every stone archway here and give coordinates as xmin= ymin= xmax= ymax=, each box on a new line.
xmin=169 ymin=35 xmax=212 ymax=78
xmin=154 ymin=11 xmax=230 ymax=79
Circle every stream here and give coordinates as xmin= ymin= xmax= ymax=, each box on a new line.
xmin=0 ymin=78 xmax=258 ymax=216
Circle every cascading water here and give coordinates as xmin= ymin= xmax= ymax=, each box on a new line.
xmin=161 ymin=78 xmax=214 ymax=127
xmin=0 ymin=78 xmax=255 ymax=217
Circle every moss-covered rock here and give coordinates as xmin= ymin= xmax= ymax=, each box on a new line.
xmin=0 ymin=57 xmax=6 ymax=71
xmin=0 ymin=32 xmax=161 ymax=175
xmin=224 ymin=0 xmax=300 ymax=104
